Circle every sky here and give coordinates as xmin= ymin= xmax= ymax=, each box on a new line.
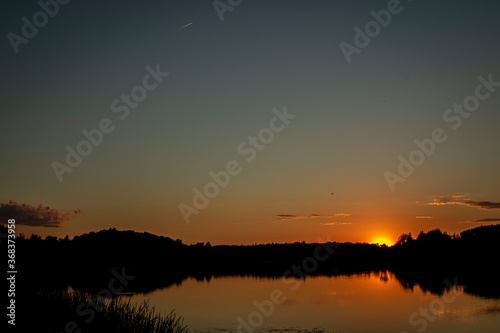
xmin=1 ymin=0 xmax=499 ymax=245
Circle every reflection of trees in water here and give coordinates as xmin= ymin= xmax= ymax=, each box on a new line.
xmin=4 ymin=224 xmax=500 ymax=299
xmin=69 ymin=269 xmax=496 ymax=300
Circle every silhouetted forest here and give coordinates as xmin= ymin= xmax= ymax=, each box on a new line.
xmin=3 ymin=223 xmax=500 ymax=331
xmin=3 ymin=223 xmax=500 ymax=332
xmin=2 ymin=224 xmax=499 ymax=298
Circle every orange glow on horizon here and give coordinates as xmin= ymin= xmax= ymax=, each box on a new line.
xmin=370 ymin=236 xmax=394 ymax=246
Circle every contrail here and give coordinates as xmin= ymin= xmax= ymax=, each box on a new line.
xmin=180 ymin=22 xmax=193 ymax=29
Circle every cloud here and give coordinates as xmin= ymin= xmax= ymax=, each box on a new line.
xmin=275 ymin=214 xmax=297 ymax=220
xmin=416 ymin=216 xmax=433 ymax=219
xmin=427 ymin=194 xmax=500 ymax=210
xmin=464 ymin=201 xmax=500 ymax=209
xmin=275 ymin=213 xmax=351 ymax=221
xmin=460 ymin=217 xmax=500 ymax=224
xmin=331 ymin=213 xmax=351 ymax=217
xmin=0 ymin=200 xmax=81 ymax=227
xmin=470 ymin=218 xmax=500 ymax=222
xmin=320 ymin=222 xmax=352 ymax=226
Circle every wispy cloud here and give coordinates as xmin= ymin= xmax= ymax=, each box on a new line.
xmin=427 ymin=194 xmax=500 ymax=210
xmin=320 ymin=222 xmax=352 ymax=226
xmin=463 ymin=201 xmax=500 ymax=209
xmin=460 ymin=217 xmax=500 ymax=224
xmin=416 ymin=216 xmax=434 ymax=219
xmin=0 ymin=200 xmax=81 ymax=227
xmin=275 ymin=213 xmax=351 ymax=221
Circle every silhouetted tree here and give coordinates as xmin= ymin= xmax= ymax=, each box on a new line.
xmin=395 ymin=233 xmax=413 ymax=247
xmin=416 ymin=228 xmax=451 ymax=244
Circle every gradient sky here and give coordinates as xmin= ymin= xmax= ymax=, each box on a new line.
xmin=1 ymin=0 xmax=499 ymax=245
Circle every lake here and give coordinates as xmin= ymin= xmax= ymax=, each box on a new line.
xmin=128 ymin=271 xmax=500 ymax=333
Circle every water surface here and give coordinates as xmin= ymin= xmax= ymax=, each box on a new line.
xmin=129 ymin=272 xmax=500 ymax=332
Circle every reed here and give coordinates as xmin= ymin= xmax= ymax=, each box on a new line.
xmin=29 ymin=289 xmax=189 ymax=333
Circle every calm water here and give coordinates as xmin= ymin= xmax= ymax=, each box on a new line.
xmin=129 ymin=272 xmax=500 ymax=333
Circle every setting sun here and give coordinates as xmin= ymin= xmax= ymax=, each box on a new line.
xmin=371 ymin=236 xmax=394 ymax=246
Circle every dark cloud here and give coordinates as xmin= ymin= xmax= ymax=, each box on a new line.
xmin=467 ymin=218 xmax=500 ymax=223
xmin=0 ymin=200 xmax=81 ymax=227
xmin=427 ymin=194 xmax=500 ymax=210
xmin=276 ymin=213 xmax=350 ymax=221
xmin=465 ymin=201 xmax=500 ymax=210
xmin=276 ymin=214 xmax=297 ymax=219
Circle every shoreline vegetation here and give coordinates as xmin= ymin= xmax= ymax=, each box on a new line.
xmin=2 ymin=223 xmax=499 ymax=332
xmin=25 ymin=289 xmax=188 ymax=333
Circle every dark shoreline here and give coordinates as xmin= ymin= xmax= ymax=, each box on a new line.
xmin=3 ymin=224 xmax=500 ymax=332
